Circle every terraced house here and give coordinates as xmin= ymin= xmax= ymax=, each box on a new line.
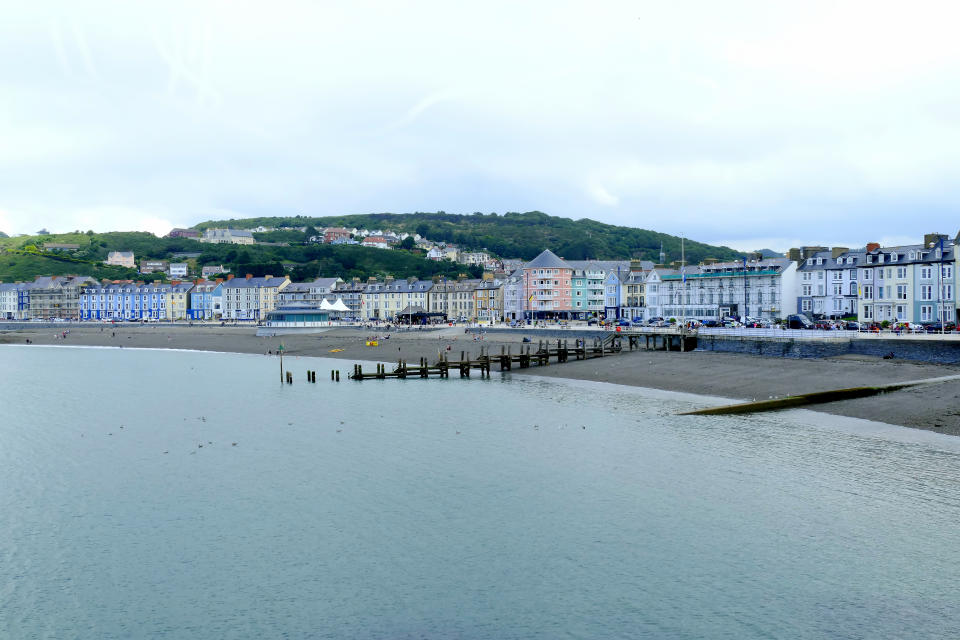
xmin=569 ymin=260 xmax=630 ymax=320
xmin=474 ymin=276 xmax=503 ymax=324
xmin=81 ymin=281 xmax=175 ymax=321
xmin=0 ymin=282 xmax=20 ymax=319
xmin=361 ymin=277 xmax=433 ymax=321
xmin=794 ymin=247 xmax=864 ymax=318
xmin=188 ymin=280 xmax=223 ymax=320
xmin=428 ymin=277 xmax=481 ymax=321
xmin=857 ymin=234 xmax=956 ymax=325
xmin=220 ymin=274 xmax=289 ymax=321
xmin=28 ymin=276 xmax=95 ymax=320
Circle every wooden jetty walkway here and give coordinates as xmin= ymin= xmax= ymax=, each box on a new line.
xmin=348 ymin=331 xmax=697 ymax=381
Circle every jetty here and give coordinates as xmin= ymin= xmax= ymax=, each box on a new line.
xmin=347 ymin=330 xmax=697 ymax=381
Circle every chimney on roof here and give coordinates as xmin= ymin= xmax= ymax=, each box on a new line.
xmin=831 ymin=247 xmax=849 ymax=259
xmin=264 ymin=275 xmax=272 ymax=280
xmin=171 ymin=280 xmax=180 ymax=286
xmin=246 ymin=273 xmax=253 ymax=279
xmin=866 ymin=242 xmax=880 ymax=253
xmin=367 ymin=276 xmax=377 ymax=283
xmin=800 ymin=246 xmax=827 ymax=260
xmin=787 ymin=248 xmax=801 ymax=262
xmin=227 ymin=274 xmax=235 ymax=280
xmin=385 ymin=276 xmax=394 ymax=284
xmin=215 ymin=278 xmax=223 ymax=284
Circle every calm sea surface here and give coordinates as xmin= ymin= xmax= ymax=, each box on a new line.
xmin=2 ymin=345 xmax=960 ymax=639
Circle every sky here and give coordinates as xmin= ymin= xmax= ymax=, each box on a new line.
xmin=2 ymin=0 xmax=960 ymax=252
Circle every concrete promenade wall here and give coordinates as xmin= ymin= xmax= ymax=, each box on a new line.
xmin=696 ymin=335 xmax=960 ymax=365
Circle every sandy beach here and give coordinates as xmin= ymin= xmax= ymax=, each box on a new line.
xmin=4 ymin=324 xmax=960 ymax=435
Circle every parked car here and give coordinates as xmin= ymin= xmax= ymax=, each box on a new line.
xmin=924 ymin=322 xmax=957 ymax=333
xmin=787 ymin=314 xmax=814 ymax=330
xmin=632 ymin=317 xmax=644 ymax=324
xmin=617 ymin=319 xmax=632 ymax=327
xmin=587 ymin=319 xmax=599 ymax=326
xmin=844 ymin=321 xmax=861 ymax=331
xmin=646 ymin=317 xmax=664 ymax=326
xmin=701 ymin=319 xmax=720 ymax=327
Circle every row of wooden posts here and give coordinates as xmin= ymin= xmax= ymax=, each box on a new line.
xmin=278 ymin=331 xmax=697 ymax=384
xmin=349 ymin=335 xmax=627 ymax=381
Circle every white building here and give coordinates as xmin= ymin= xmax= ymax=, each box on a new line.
xmin=201 ymin=228 xmax=255 ymax=245
xmin=648 ymin=258 xmax=798 ymax=322
xmin=0 ymin=282 xmax=21 ymax=319
xmin=105 ymin=251 xmax=135 ymax=268
xmin=502 ymin=270 xmax=525 ymax=322
xmin=169 ymin=263 xmax=189 ymax=278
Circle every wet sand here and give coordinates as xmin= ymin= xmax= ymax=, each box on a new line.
xmin=4 ymin=324 xmax=959 ymax=435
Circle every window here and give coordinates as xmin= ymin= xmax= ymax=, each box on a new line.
xmin=802 ymin=272 xmax=812 ymax=281
xmin=849 ymin=269 xmax=857 ymax=281
xmin=863 ymin=285 xmax=873 ymax=298
xmin=802 ymin=285 xmax=812 ymax=296
xmin=920 ymin=285 xmax=933 ymax=300
xmin=896 ymin=285 xmax=907 ymax=300
xmin=896 ymin=305 xmax=905 ymax=319
xmin=801 ymin=300 xmax=811 ymax=311
xmin=863 ymin=305 xmax=872 ymax=319
xmin=896 ymin=267 xmax=906 ymax=279
xmin=862 ymin=269 xmax=871 ymax=280
xmin=920 ymin=267 xmax=933 ymax=279
xmin=945 ymin=284 xmax=954 ymax=300
xmin=920 ymin=305 xmax=933 ymax=321
xmin=943 ymin=265 xmax=953 ymax=279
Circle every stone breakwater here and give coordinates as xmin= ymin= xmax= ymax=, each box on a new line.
xmin=696 ymin=334 xmax=960 ymax=364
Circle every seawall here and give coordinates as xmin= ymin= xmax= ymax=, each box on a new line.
xmin=696 ymin=335 xmax=960 ymax=364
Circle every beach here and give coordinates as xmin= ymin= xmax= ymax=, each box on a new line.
xmin=4 ymin=324 xmax=959 ymax=434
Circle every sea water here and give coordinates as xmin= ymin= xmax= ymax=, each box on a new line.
xmin=1 ymin=346 xmax=959 ymax=639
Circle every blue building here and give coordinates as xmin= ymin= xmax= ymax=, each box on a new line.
xmin=188 ymin=280 xmax=222 ymax=320
xmin=81 ymin=282 xmax=172 ymax=321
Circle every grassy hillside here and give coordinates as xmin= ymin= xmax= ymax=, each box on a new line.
xmin=0 ymin=231 xmax=481 ymax=282
xmin=193 ymin=211 xmax=743 ymax=264
xmin=0 ymin=250 xmax=142 ymax=282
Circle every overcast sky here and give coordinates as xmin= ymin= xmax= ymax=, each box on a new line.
xmin=2 ymin=1 xmax=959 ymax=251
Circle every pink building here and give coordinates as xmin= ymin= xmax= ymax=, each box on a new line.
xmin=522 ymin=250 xmax=574 ymax=319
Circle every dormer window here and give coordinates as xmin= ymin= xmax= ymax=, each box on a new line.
xmin=909 ymin=251 xmax=916 ymax=260
xmin=817 ymin=258 xmax=824 ymax=265
xmin=891 ymin=254 xmax=897 ymax=262
xmin=836 ymin=257 xmax=842 ymax=264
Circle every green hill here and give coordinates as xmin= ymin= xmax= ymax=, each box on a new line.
xmin=0 ymin=230 xmax=481 ymax=282
xmin=0 ymin=212 xmax=743 ymax=282
xmin=193 ymin=211 xmax=743 ymax=264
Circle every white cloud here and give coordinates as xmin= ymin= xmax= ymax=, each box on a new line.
xmin=1 ymin=0 xmax=960 ymax=246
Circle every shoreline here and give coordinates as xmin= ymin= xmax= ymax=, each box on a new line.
xmin=4 ymin=325 xmax=959 ymax=435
